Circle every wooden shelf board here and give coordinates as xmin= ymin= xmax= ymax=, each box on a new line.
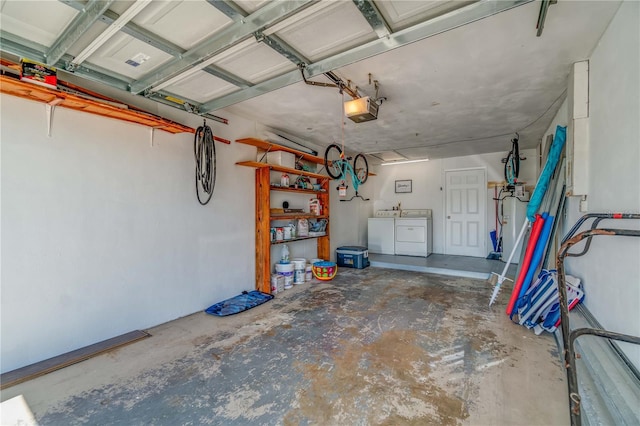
xmin=236 ymin=160 xmax=327 ymax=180
xmin=270 ymin=214 xmax=329 ymax=221
xmin=236 ymin=137 xmax=323 ymax=164
xmin=236 ymin=140 xmax=376 ymax=177
xmin=271 ymin=235 xmax=328 ymax=245
xmin=0 ymin=75 xmax=194 ymax=134
xmin=270 ymin=185 xmax=327 ymax=195
xmin=0 ymin=330 xmax=149 ymax=390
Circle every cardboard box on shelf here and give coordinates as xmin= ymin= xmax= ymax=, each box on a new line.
xmin=266 ymin=151 xmax=295 ymax=169
xmin=20 ymin=59 xmax=57 ymax=89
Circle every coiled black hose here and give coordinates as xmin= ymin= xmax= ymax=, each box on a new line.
xmin=194 ymin=124 xmax=216 ymax=205
xmin=504 ymin=134 xmax=520 ymax=185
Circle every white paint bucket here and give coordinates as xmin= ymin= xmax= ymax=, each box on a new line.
xmin=311 ymin=258 xmax=323 ymax=266
xmin=292 ymin=258 xmax=306 ymax=284
xmin=305 ymin=264 xmax=312 ymax=281
xmin=275 ymin=262 xmax=294 ymax=289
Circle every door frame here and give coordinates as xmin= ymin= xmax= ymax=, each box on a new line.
xmin=443 ymin=167 xmax=487 ymax=256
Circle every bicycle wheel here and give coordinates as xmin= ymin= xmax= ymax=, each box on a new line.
xmin=512 ymin=138 xmax=520 ymax=178
xmin=324 ymin=144 xmax=345 ymax=179
xmin=353 ymin=153 xmax=369 ymax=184
xmin=505 ymin=135 xmax=520 ymax=183
xmin=504 ymin=151 xmax=516 ymax=185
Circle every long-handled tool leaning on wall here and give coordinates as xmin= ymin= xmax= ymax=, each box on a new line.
xmin=489 ymin=125 xmax=566 ymax=307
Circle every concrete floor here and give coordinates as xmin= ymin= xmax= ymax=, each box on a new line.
xmin=369 ymin=253 xmax=518 ymax=280
xmin=2 ymin=267 xmax=569 ymax=425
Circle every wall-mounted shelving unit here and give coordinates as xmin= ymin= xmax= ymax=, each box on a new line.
xmin=0 ymin=75 xmax=194 ymax=134
xmin=236 ymin=138 xmax=330 ymax=294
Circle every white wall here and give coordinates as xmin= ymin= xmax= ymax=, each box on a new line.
xmin=368 ymin=149 xmax=537 ymax=255
xmin=329 ymin=172 xmax=375 ymax=258
xmin=1 ymin=95 xmax=259 ymax=373
xmin=556 ymin=1 xmax=640 ymax=368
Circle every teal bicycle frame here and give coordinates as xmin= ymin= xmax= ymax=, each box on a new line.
xmin=324 ymin=144 xmax=369 ymax=196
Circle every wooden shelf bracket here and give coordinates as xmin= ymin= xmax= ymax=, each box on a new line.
xmin=46 ymin=98 xmax=64 ymax=137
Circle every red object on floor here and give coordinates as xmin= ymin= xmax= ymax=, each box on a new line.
xmin=506 ymin=214 xmax=545 ymax=315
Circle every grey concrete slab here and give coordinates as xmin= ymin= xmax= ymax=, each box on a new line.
xmin=3 ymin=268 xmax=568 ymax=425
xmin=369 ymin=253 xmax=519 ymax=280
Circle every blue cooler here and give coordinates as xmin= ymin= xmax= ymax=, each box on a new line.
xmin=336 ymin=246 xmax=370 ymax=269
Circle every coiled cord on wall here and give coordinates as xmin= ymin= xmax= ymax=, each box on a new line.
xmin=504 ymin=133 xmax=520 ymax=185
xmin=194 ymin=123 xmax=216 ymax=205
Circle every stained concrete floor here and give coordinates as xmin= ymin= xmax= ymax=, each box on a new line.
xmin=3 ymin=267 xmax=569 ymax=425
xmin=369 ymin=253 xmax=518 ymax=280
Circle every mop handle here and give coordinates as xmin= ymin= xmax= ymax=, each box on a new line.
xmin=499 ymin=220 xmax=529 ymax=276
xmin=489 ymin=219 xmax=530 ymax=307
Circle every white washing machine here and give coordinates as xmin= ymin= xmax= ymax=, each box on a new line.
xmin=395 ymin=209 xmax=433 ymax=257
xmin=367 ymin=210 xmax=400 ymax=255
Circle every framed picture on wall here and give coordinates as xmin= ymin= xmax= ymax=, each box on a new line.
xmin=395 ymin=180 xmax=412 ymax=193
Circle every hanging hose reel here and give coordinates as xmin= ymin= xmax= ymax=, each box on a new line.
xmin=194 ymin=121 xmax=216 ymax=205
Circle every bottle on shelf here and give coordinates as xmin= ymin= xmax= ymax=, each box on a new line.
xmin=309 ymin=199 xmax=322 ymax=215
xmin=281 ymin=173 xmax=290 ymax=187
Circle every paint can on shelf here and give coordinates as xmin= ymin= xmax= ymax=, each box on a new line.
xmin=275 ymin=262 xmax=294 ymax=289
xmin=275 ymin=228 xmax=284 ymax=241
xmin=305 ymin=264 xmax=312 ymax=281
xmin=292 ymin=258 xmax=306 ymax=284
xmin=283 ymin=226 xmax=292 ymax=240
xmin=270 ymin=274 xmax=284 ymax=294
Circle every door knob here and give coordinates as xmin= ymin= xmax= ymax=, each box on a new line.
xmin=447 ymin=216 xmax=451 ymax=219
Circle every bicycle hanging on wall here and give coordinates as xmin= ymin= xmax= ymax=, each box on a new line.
xmin=323 ymin=143 xmax=370 ymax=202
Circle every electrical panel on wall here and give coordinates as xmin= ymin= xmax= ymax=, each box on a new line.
xmin=566 ymin=60 xmax=590 ymax=197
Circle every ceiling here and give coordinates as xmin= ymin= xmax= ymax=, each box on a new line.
xmin=0 ymin=0 xmax=621 ymax=162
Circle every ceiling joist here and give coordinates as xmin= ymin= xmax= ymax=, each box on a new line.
xmin=60 ymin=0 xmax=252 ymax=89
xmin=352 ymin=0 xmax=392 ymax=39
xmin=205 ymin=0 xmax=247 ymax=22
xmin=206 ymin=0 xmax=309 ymax=66
xmin=70 ymin=0 xmax=153 ymax=69
xmin=130 ymin=0 xmax=317 ymax=94
xmin=46 ymin=0 xmax=115 ymax=66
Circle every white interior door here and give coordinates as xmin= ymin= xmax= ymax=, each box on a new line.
xmin=445 ymin=168 xmax=486 ymax=257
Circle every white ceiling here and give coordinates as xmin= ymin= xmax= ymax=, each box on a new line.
xmin=0 ymin=0 xmax=621 ymax=162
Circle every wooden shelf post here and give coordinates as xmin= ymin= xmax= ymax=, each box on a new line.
xmin=317 ymin=177 xmax=330 ymax=260
xmin=256 ymin=167 xmax=271 ymax=293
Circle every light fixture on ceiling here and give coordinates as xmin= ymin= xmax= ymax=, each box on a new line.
xmin=380 ymin=158 xmax=430 ymax=166
xmin=300 ymin=67 xmax=384 ymax=123
xmin=344 ymin=74 xmax=385 ymax=123
xmin=344 ymin=96 xmax=378 ymax=123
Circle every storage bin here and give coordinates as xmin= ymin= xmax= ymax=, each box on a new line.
xmin=266 ymin=151 xmax=295 ymax=169
xmin=336 ymin=246 xmax=370 ymax=269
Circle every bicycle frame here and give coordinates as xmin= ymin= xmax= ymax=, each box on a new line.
xmin=324 ymin=144 xmax=369 ymax=199
xmin=334 ymin=156 xmax=362 ymax=193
